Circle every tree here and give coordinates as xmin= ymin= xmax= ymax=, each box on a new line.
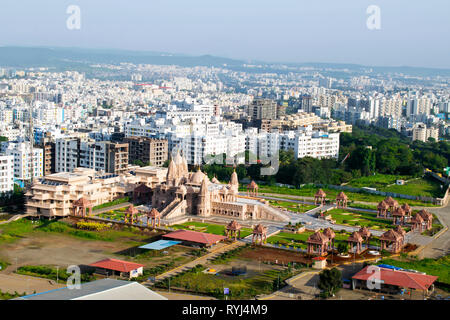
xmin=318 ymin=268 xmax=343 ymax=298
xmin=337 ymin=242 xmax=348 ymax=254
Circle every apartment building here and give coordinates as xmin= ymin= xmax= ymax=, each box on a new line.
xmin=124 ymin=136 xmax=168 ymax=167
xmin=246 ymin=126 xmax=340 ymax=160
xmin=5 ymin=142 xmax=44 ymax=184
xmin=248 ymin=98 xmax=278 ymax=121
xmin=0 ymin=155 xmax=14 ymax=193
xmin=412 ymin=123 xmax=439 ymax=142
xmin=55 ymin=138 xmax=129 ymax=175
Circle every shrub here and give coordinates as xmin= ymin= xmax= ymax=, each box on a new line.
xmin=75 ymin=221 xmax=109 ymax=231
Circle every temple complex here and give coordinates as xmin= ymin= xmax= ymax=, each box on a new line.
xmin=149 ymin=151 xmax=290 ymax=223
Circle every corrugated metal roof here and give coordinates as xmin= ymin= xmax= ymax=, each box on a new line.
xmin=139 ymin=240 xmax=181 ymax=250
xmin=16 ymin=279 xmax=167 ymax=300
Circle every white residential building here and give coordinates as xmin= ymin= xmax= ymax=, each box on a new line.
xmin=5 ymin=142 xmax=43 ymax=182
xmin=0 ymin=154 xmax=14 ymax=193
xmin=246 ymin=126 xmax=340 ymax=160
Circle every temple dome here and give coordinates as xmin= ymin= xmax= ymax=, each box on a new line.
xmin=191 ymin=168 xmax=206 ymax=184
xmin=230 ymin=170 xmax=238 ymax=186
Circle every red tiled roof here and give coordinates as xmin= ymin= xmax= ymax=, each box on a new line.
xmin=352 ymin=266 xmax=438 ymax=291
xmin=163 ymin=229 xmax=226 ymax=245
xmin=89 ymin=258 xmax=144 ymax=273
xmin=313 ymin=257 xmax=327 ymax=261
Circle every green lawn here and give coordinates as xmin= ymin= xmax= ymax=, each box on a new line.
xmin=267 ymin=230 xmax=381 ymax=250
xmin=379 ymin=255 xmax=450 ymax=286
xmin=249 ymin=184 xmax=439 ymax=207
xmin=348 ymin=174 xmax=411 ymax=189
xmin=381 ymin=178 xmax=445 ymax=198
xmin=266 ymin=231 xmax=314 ymax=249
xmin=92 ymin=197 xmax=130 ymax=211
xmin=171 ymin=222 xmax=252 ymax=238
xmin=0 ymin=219 xmax=153 ymax=244
xmin=268 ymin=200 xmax=317 ymax=213
xmin=97 ymin=208 xmax=127 ymax=220
xmin=327 ymin=208 xmax=395 ymax=230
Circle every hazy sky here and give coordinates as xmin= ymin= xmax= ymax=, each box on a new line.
xmin=1 ymin=0 xmax=449 ymax=68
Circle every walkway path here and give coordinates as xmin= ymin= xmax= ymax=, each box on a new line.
xmin=259 ymin=192 xmax=450 ymax=259
xmin=0 ymin=213 xmax=36 ymax=225
xmin=91 ymin=202 xmax=131 ymax=215
xmin=413 ymin=201 xmax=450 ymax=258
xmin=150 ymin=241 xmax=246 ymax=282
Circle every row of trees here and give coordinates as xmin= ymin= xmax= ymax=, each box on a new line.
xmin=201 ymin=125 xmax=450 ymax=187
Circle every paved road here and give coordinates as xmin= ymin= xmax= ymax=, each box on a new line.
xmin=259 ymin=192 xmax=450 ymax=259
xmin=414 ymin=202 xmax=450 ymax=258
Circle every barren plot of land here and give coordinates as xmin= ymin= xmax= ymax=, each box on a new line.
xmin=239 ymin=247 xmax=313 ymax=265
xmin=0 ymin=233 xmax=134 ymax=273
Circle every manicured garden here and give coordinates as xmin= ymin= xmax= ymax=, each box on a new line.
xmin=155 ymin=264 xmax=300 ymax=299
xmin=268 ymin=199 xmax=317 ymax=213
xmin=267 ymin=229 xmax=381 ymax=250
xmin=92 ymin=197 xmax=130 ymax=211
xmin=327 ymin=208 xmax=395 ymax=230
xmin=171 ymin=221 xmax=252 ymax=238
xmin=97 ymin=207 xmax=128 ymax=220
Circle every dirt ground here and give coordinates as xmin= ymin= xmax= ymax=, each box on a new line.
xmin=0 ymin=233 xmax=133 ymax=274
xmin=239 ymin=246 xmax=314 ymax=265
xmin=209 ymin=256 xmax=284 ymax=279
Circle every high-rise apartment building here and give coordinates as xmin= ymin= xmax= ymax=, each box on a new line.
xmin=248 ymin=99 xmax=278 ymax=120
xmin=55 ymin=138 xmax=129 ymax=175
xmin=124 ymin=136 xmax=168 ymax=167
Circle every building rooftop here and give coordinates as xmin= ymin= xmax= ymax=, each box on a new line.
xmin=15 ymin=278 xmax=167 ymax=300
xmin=163 ymin=229 xmax=226 ymax=245
xmin=89 ymin=258 xmax=144 ymax=273
xmin=352 ymin=266 xmax=438 ymax=291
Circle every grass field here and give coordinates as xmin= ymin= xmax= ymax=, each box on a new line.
xmin=268 ymin=200 xmax=317 ymax=213
xmin=381 ymin=178 xmax=445 ymax=198
xmin=171 ymin=221 xmax=252 ymax=238
xmin=252 ymin=184 xmax=438 ymax=207
xmin=0 ymin=218 xmax=153 ymax=244
xmin=379 ymin=255 xmax=450 ymax=286
xmin=348 ymin=174 xmax=412 ymax=189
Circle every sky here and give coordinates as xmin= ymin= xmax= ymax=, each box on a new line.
xmin=1 ymin=0 xmax=449 ymax=68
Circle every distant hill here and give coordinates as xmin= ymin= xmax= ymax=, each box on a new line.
xmin=0 ymin=46 xmax=449 ymax=77
xmin=0 ymin=46 xmax=244 ymax=68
